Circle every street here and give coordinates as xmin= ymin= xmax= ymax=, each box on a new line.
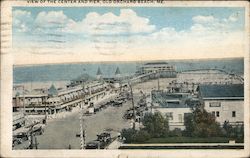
xmin=35 ymin=97 xmax=135 ymax=149
xmin=14 ymin=78 xmax=170 ymax=150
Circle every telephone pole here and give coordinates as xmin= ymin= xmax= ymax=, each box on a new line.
xmin=80 ymin=102 xmax=86 ymax=150
xmin=22 ymin=85 xmax=26 ymax=116
xmin=79 ymin=81 xmax=86 ymax=149
xmin=79 ymin=102 xmax=85 ymax=149
xmin=157 ymin=72 xmax=160 ymax=91
xmin=128 ymin=82 xmax=136 ymax=130
xmin=44 ymin=96 xmax=47 ymax=123
xmin=28 ymin=125 xmax=38 ymax=149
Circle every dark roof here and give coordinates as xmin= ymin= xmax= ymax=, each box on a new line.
xmin=160 ymin=102 xmax=189 ymax=108
xmin=199 ymin=84 xmax=244 ymax=99
xmin=152 ymin=92 xmax=190 ymax=108
xmin=145 ymin=62 xmax=168 ymax=65
xmin=115 ymin=67 xmax=121 ymax=75
xmin=48 ymin=84 xmax=58 ymax=96
xmin=96 ymin=67 xmax=102 ymax=75
xmin=15 ymin=92 xmax=21 ymax=96
xmin=152 ymin=92 xmax=188 ymax=100
xmin=72 ymin=73 xmax=94 ymax=82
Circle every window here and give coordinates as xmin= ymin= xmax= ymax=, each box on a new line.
xmin=166 ymin=112 xmax=173 ymax=120
xmin=216 ymin=111 xmax=220 ymax=117
xmin=209 ymin=102 xmax=221 ymax=107
xmin=212 ymin=111 xmax=215 ymax=117
xmin=232 ymin=111 xmax=236 ymax=117
xmin=178 ymin=114 xmax=183 ymax=123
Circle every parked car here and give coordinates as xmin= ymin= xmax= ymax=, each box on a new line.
xmin=86 ymin=132 xmax=112 ymax=149
xmin=85 ymin=141 xmax=100 ymax=149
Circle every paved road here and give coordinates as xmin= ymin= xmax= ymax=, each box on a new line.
xmin=14 ymin=78 xmax=169 ymax=149
xmin=34 ymin=99 xmax=134 ymax=149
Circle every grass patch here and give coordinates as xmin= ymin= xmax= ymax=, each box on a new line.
xmin=142 ymin=137 xmax=241 ymax=144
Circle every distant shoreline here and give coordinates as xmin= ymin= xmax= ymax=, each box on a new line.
xmin=13 ymin=57 xmax=244 ymax=67
xmin=13 ymin=58 xmax=244 ymax=84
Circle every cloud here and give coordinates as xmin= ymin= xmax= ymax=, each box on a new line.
xmin=13 ymin=10 xmax=33 ymax=32
xmin=125 ymin=13 xmax=244 ymax=53
xmin=35 ymin=11 xmax=68 ymax=26
xmin=12 ymin=9 xmax=245 ymax=62
xmin=228 ymin=12 xmax=240 ymax=22
xmin=34 ymin=11 xmax=76 ymax=33
xmin=30 ymin=9 xmax=155 ymax=35
xmin=191 ymin=13 xmax=240 ymax=32
xmin=192 ymin=15 xmax=217 ymax=23
xmin=67 ymin=9 xmax=155 ymax=35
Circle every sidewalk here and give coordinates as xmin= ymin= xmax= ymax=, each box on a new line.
xmin=47 ymin=93 xmax=118 ymax=121
xmin=107 ymin=138 xmax=123 ymax=149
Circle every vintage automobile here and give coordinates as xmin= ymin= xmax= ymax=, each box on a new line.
xmin=12 ymin=123 xmax=45 ymax=147
xmin=85 ymin=141 xmax=100 ymax=149
xmin=85 ymin=132 xmax=112 ymax=149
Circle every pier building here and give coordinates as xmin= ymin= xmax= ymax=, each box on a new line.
xmin=13 ymin=80 xmax=110 ymax=115
xmin=136 ymin=62 xmax=177 ymax=78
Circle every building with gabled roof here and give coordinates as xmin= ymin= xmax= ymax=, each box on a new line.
xmin=151 ymin=91 xmax=193 ymax=130
xmin=48 ymin=84 xmax=58 ymax=96
xmin=199 ymin=84 xmax=243 ymax=100
xmin=136 ymin=62 xmax=176 ymax=78
xmin=96 ymin=67 xmax=103 ymax=80
xmin=115 ymin=67 xmax=121 ymax=78
xmin=199 ymin=84 xmax=244 ymax=126
xmin=67 ymin=73 xmax=95 ymax=88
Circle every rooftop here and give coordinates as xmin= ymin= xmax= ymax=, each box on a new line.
xmin=71 ymin=73 xmax=95 ymax=82
xmin=152 ymin=92 xmax=189 ymax=100
xmin=144 ymin=62 xmax=168 ymax=65
xmin=48 ymin=84 xmax=58 ymax=96
xmin=96 ymin=67 xmax=102 ymax=75
xmin=157 ymin=102 xmax=189 ymax=108
xmin=199 ymin=84 xmax=244 ymax=99
xmin=115 ymin=67 xmax=121 ymax=75
xmin=152 ymin=91 xmax=190 ymax=108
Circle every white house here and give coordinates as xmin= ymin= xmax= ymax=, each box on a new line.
xmin=152 ymin=104 xmax=191 ymax=130
xmin=199 ymin=84 xmax=244 ymax=126
xmin=151 ymin=91 xmax=192 ymax=130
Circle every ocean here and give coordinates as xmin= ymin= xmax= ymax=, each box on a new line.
xmin=13 ymin=58 xmax=244 ymax=84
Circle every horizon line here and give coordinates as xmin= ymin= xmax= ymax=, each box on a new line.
xmin=13 ymin=56 xmax=244 ymax=67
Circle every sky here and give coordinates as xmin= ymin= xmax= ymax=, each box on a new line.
xmin=12 ymin=7 xmax=246 ymax=65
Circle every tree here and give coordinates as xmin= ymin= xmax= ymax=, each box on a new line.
xmin=121 ymin=128 xmax=136 ymax=143
xmin=134 ymin=130 xmax=151 ymax=143
xmin=121 ymin=112 xmax=169 ymax=143
xmin=222 ymin=121 xmax=244 ymax=142
xmin=121 ymin=129 xmax=151 ymax=143
xmin=222 ymin=121 xmax=233 ymax=137
xmin=184 ymin=107 xmax=222 ymax=137
xmin=142 ymin=112 xmax=169 ymax=137
xmin=183 ymin=113 xmax=195 ymax=136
